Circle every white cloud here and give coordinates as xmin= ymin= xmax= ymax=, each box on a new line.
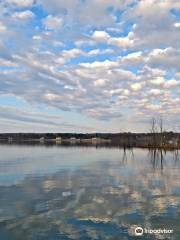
xmin=62 ymin=48 xmax=83 ymax=59
xmin=43 ymin=15 xmax=63 ymax=30
xmin=131 ymin=83 xmax=142 ymax=91
xmin=38 ymin=0 xmax=135 ymax=28
xmin=12 ymin=10 xmax=34 ymax=19
xmin=148 ymin=47 xmax=180 ymax=70
xmin=45 ymin=93 xmax=61 ymax=101
xmin=92 ymin=31 xmax=110 ymax=41
xmin=32 ymin=35 xmax=41 ymax=41
xmin=174 ymin=22 xmax=180 ymax=28
xmin=164 ymin=79 xmax=180 ymax=88
xmin=6 ymin=0 xmax=34 ymax=7
xmin=92 ymin=30 xmax=136 ymax=48
xmin=0 ymin=22 xmax=7 ymax=32
xmin=108 ymin=31 xmax=135 ymax=48
xmin=122 ymin=51 xmax=142 ymax=61
xmin=96 ymin=48 xmax=114 ymax=55
xmin=150 ymin=77 xmax=165 ymax=86
xmin=94 ymin=79 xmax=109 ymax=87
xmin=175 ymin=72 xmax=180 ymax=79
xmin=149 ymin=89 xmax=161 ymax=96
xmin=79 ymin=60 xmax=119 ymax=69
xmin=123 ymin=89 xmax=130 ymax=96
xmin=124 ymin=0 xmax=180 ymax=49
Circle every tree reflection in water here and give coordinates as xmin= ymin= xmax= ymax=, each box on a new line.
xmin=173 ymin=149 xmax=179 ymax=162
xmin=148 ymin=148 xmax=179 ymax=170
xmin=121 ymin=146 xmax=180 ymax=171
xmin=121 ymin=145 xmax=134 ymax=165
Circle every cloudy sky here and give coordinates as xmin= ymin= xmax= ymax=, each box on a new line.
xmin=0 ymin=0 xmax=179 ymax=133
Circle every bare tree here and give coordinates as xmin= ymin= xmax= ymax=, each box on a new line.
xmin=150 ymin=117 xmax=165 ymax=147
xmin=150 ymin=118 xmax=157 ymax=147
xmin=159 ymin=118 xmax=164 ymax=147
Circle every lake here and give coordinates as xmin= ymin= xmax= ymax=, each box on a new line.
xmin=0 ymin=144 xmax=179 ymax=239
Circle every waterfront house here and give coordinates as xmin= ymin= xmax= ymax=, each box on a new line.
xmin=8 ymin=137 xmax=13 ymax=143
xmin=55 ymin=137 xmax=62 ymax=143
xmin=168 ymin=138 xmax=178 ymax=146
xmin=39 ymin=137 xmax=45 ymax=143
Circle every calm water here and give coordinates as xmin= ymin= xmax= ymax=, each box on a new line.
xmin=0 ymin=144 xmax=179 ymax=240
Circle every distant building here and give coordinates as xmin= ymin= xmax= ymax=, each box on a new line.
xmin=92 ymin=137 xmax=101 ymax=144
xmin=136 ymin=135 xmax=153 ymax=143
xmin=81 ymin=138 xmax=92 ymax=143
xmin=8 ymin=137 xmax=13 ymax=142
xmin=92 ymin=137 xmax=111 ymax=144
xmin=39 ymin=137 xmax=45 ymax=143
xmin=70 ymin=137 xmax=77 ymax=143
xmin=168 ymin=138 xmax=178 ymax=146
xmin=55 ymin=137 xmax=62 ymax=143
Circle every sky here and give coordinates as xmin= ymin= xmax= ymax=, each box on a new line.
xmin=0 ymin=0 xmax=180 ymax=133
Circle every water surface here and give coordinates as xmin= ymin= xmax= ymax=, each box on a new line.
xmin=0 ymin=144 xmax=179 ymax=239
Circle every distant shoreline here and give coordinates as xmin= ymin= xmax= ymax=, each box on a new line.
xmin=0 ymin=132 xmax=180 ymax=149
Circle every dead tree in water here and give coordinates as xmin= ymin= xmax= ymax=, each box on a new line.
xmin=150 ymin=117 xmax=165 ymax=148
xmin=150 ymin=118 xmax=157 ymax=147
xmin=159 ymin=118 xmax=164 ymax=147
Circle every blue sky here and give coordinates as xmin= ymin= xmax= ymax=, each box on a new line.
xmin=0 ymin=0 xmax=180 ymax=133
